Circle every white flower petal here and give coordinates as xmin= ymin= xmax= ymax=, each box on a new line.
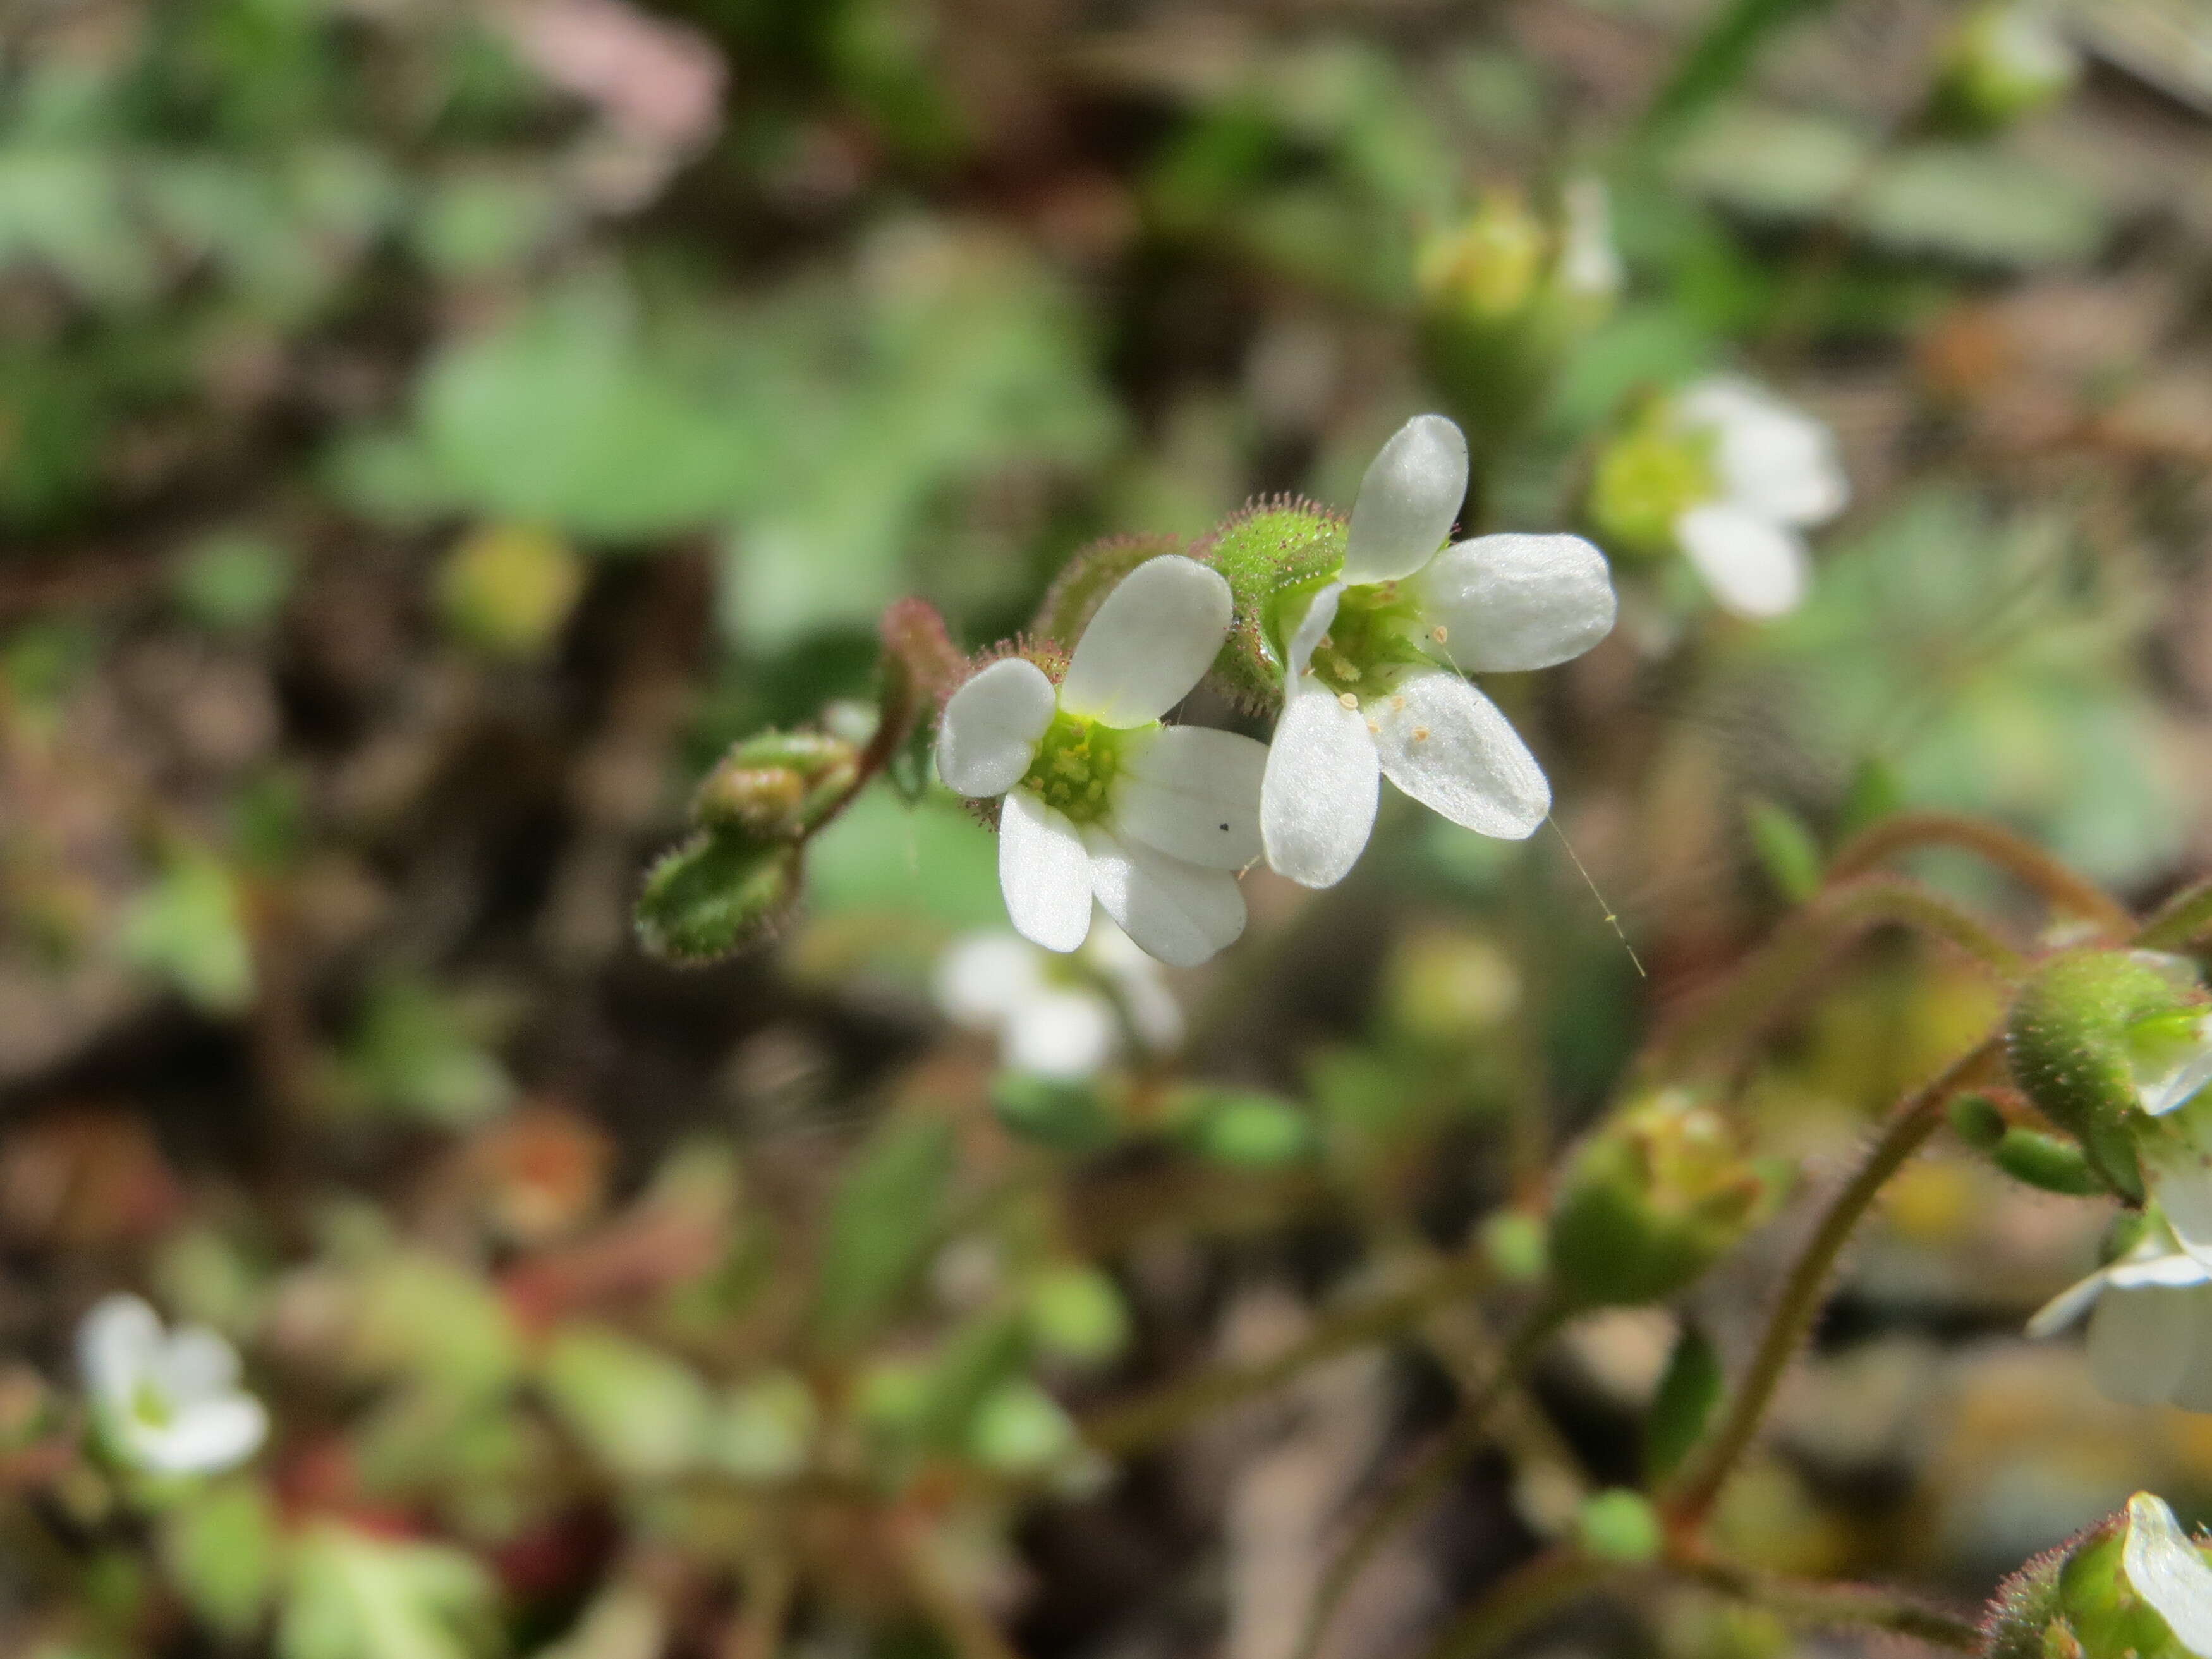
xmin=1413 ymin=534 xmax=1617 ymax=672
xmin=935 ymin=934 xmax=1047 ymax=1029
xmin=1341 ymin=415 xmax=1469 ymax=585
xmin=2170 ymin=1288 xmax=2212 ymax=1412
xmin=1260 ymin=685 xmax=1380 ymax=889
xmin=1002 ymin=989 xmax=1118 ymax=1079
xmin=1371 ymin=669 xmax=1549 ymax=841
xmin=2125 ymin=1493 xmax=2212 ymax=1656
xmin=2088 ymin=1281 xmax=2193 ymax=1406
xmin=2148 ymin=1133 xmax=2212 ymax=1267
xmin=938 ymin=659 xmax=1056 ymax=798
xmin=1676 ymin=503 xmax=1810 ymax=619
xmin=1060 ymin=556 xmax=1232 ymax=728
xmin=79 ymin=1294 xmax=162 ymax=1406
xmin=1559 ymin=178 xmax=1622 ymax=299
xmin=1283 ymin=582 xmax=1345 ymax=681
xmin=1082 ymin=829 xmax=1246 ymax=969
xmin=1679 ymin=377 xmax=1847 ymax=528
xmin=160 ymin=1327 xmax=243 ymax=1403
xmin=2025 ymin=1266 xmax=2111 ymax=1339
xmin=999 ymin=792 xmax=1094 ymax=954
xmin=1112 ymin=726 xmax=1268 ymax=870
xmin=2109 ymin=1252 xmax=2212 ymax=1291
xmin=2137 ymin=1014 xmax=2212 ymax=1117
xmin=137 ymin=1396 xmax=268 ymax=1476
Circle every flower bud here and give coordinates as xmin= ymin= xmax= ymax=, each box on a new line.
xmin=1196 ymin=502 xmax=1348 ymax=714
xmin=692 ymin=732 xmax=861 ymax=841
xmin=1985 ymin=1493 xmax=2212 ymax=1659
xmin=435 ymin=524 xmax=585 ymax=659
xmin=633 ymin=831 xmax=803 ymax=964
xmin=1416 ymin=181 xmax=1620 ymax=458
xmin=1548 ymin=1093 xmax=1780 ymax=1308
xmin=1931 ymin=3 xmax=2079 ymax=135
xmin=2005 ymin=951 xmax=2212 ymax=1203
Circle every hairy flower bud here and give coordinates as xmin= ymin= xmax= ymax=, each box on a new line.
xmin=1986 ymin=1494 xmax=2212 ymax=1659
xmin=1931 ymin=2 xmax=2079 ymax=135
xmin=2005 ymin=950 xmax=2212 ymax=1203
xmin=693 ymin=732 xmax=861 ymax=840
xmin=1194 ymin=499 xmax=1349 ymax=714
xmin=1547 ymin=1092 xmax=1782 ymax=1308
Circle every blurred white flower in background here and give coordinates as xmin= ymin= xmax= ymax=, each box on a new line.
xmin=2123 ymin=1493 xmax=2212 ymax=1655
xmin=1670 ymin=377 xmax=1849 ymax=619
xmin=935 ymin=919 xmax=1181 ymax=1078
xmin=78 ymin=1294 xmax=267 ymax=1476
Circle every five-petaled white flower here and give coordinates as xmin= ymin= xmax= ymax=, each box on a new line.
xmin=1259 ymin=415 xmax=1617 ymax=890
xmin=936 ymin=555 xmax=1267 ymax=968
xmin=935 ymin=920 xmax=1181 ymax=1079
xmin=1670 ymin=377 xmax=1848 ymax=620
xmin=78 ymin=1293 xmax=268 ymax=1476
xmin=2027 ymin=1218 xmax=2212 ymax=1411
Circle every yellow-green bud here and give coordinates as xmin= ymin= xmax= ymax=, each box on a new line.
xmin=1548 ymin=1093 xmax=1780 ymax=1308
xmin=1196 ymin=501 xmax=1347 ymax=715
xmin=1931 ymin=3 xmax=2079 ymax=135
xmin=2005 ymin=951 xmax=2211 ymax=1203
xmin=435 ymin=524 xmax=585 ymax=659
xmin=693 ymin=732 xmax=861 ymax=840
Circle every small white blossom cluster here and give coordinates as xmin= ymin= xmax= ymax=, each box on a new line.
xmin=935 ymin=415 xmax=1622 ymax=968
xmin=78 ymin=1293 xmax=267 ymax=1478
xmin=1668 ymin=377 xmax=1849 ymax=621
xmin=935 ymin=919 xmax=1181 ymax=1078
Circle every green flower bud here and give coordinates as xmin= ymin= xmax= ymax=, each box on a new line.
xmin=2005 ymin=951 xmax=2212 ymax=1203
xmin=1196 ymin=500 xmax=1347 ymax=714
xmin=966 ymin=1378 xmax=1078 ymax=1476
xmin=633 ymin=831 xmax=803 ymax=964
xmin=1986 ymin=1494 xmax=2212 ymax=1659
xmin=1948 ymin=1091 xmax=2010 ymax=1152
xmin=1416 ymin=181 xmax=1620 ymax=458
xmin=435 ymin=524 xmax=585 ymax=659
xmin=1548 ymin=1093 xmax=1780 ymax=1308
xmin=693 ymin=732 xmax=861 ymax=841
xmin=1177 ymin=1088 xmax=1313 ymax=1168
xmin=1931 ymin=3 xmax=2079 ymax=135
xmin=1577 ymin=1488 xmax=1663 ymax=1564
xmin=705 ymin=1371 xmax=818 ymax=1483
xmin=1024 ymin=1265 xmax=1131 ymax=1367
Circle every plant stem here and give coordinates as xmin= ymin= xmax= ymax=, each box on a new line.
xmin=1420 ymin=1547 xmax=1611 ymax=1659
xmin=1289 ymin=1298 xmax=1567 ymax=1659
xmin=2137 ymin=879 xmax=2212 ymax=951
xmin=1826 ymin=811 xmax=2135 ymax=939
xmin=1639 ymin=876 xmax=2024 ymax=1083
xmin=1081 ymin=1249 xmax=1495 ymax=1455
xmin=1660 ymin=1036 xmax=2001 ymax=1529
xmin=1677 ymin=1554 xmax=1979 ymax=1650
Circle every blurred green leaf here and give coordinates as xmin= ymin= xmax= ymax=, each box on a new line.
xmin=1646 ymin=0 xmax=1841 ymax=130
xmin=172 ymin=533 xmax=295 ymax=633
xmin=539 ymin=1325 xmax=708 ymax=1481
xmin=805 ymin=791 xmax=1002 ymax=930
xmin=1646 ymin=1324 xmax=1722 ymax=1481
xmin=812 ymin=1116 xmax=956 ymax=1348
xmin=1856 ymin=144 xmax=2105 ymax=267
xmin=337 ymin=976 xmax=513 ymax=1129
xmin=1744 ymin=796 xmax=1824 ymax=902
xmin=280 ymin=1524 xmax=500 ymax=1659
xmin=162 ymin=1480 xmax=282 ymax=1641
xmin=120 ymin=855 xmax=256 ymax=1016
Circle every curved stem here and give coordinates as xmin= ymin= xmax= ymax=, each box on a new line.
xmin=1660 ymin=1037 xmax=2001 ymax=1530
xmin=1290 ymin=1299 xmax=1567 ymax=1659
xmin=1640 ymin=876 xmax=2024 ymax=1083
xmin=2137 ymin=879 xmax=2212 ymax=951
xmin=1420 ymin=1547 xmax=1612 ymax=1659
xmin=1827 ymin=812 xmax=2134 ymax=940
xmin=1676 ymin=1554 xmax=1979 ymax=1650
xmin=1081 ymin=1249 xmax=1494 ymax=1455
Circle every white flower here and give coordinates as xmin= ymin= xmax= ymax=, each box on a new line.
xmin=2114 ymin=1001 xmax=2212 ymax=1267
xmin=935 ymin=920 xmax=1182 ymax=1079
xmin=2026 ymin=1223 xmax=2212 ymax=1410
xmin=1670 ymin=377 xmax=1848 ymax=620
xmin=935 ymin=555 xmax=1267 ymax=968
xmin=1258 ymin=415 xmax=1617 ymax=890
xmin=79 ymin=1294 xmax=268 ymax=1476
xmin=1559 ymin=178 xmax=1622 ymax=301
xmin=2124 ymin=1493 xmax=2212 ymax=1657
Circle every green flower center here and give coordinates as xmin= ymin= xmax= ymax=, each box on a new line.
xmin=1019 ymin=712 xmax=1129 ymax=825
xmin=1588 ymin=423 xmax=1717 ymax=561
xmin=131 ymin=1380 xmax=176 ymax=1430
xmin=1291 ymin=581 xmax=1430 ymax=700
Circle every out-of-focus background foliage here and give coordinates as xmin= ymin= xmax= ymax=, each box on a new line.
xmin=8 ymin=0 xmax=2212 ymax=1654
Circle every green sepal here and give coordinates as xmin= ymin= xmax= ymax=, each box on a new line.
xmin=1194 ymin=501 xmax=1347 ymax=712
xmin=990 ymin=1073 xmax=1119 ymax=1154
xmin=1947 ymin=1091 xmax=2009 ymax=1152
xmin=1033 ymin=533 xmax=1182 ymax=649
xmin=1991 ymin=1127 xmax=2105 ymax=1197
xmin=633 ymin=831 xmax=802 ymax=964
xmin=1644 ymin=1323 xmax=1722 ymax=1483
xmin=692 ymin=731 xmax=860 ymax=839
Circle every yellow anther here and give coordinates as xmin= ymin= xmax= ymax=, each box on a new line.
xmin=1337 ymin=692 xmax=1358 ymax=710
xmin=1430 ymin=625 xmax=1449 ymax=645
xmin=1366 ymin=720 xmax=1381 ymax=735
xmin=1412 ymin=726 xmax=1430 ymax=741
xmin=1390 ymin=695 xmax=1407 ymax=712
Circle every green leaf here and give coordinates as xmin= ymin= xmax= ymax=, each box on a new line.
xmin=162 ymin=1480 xmax=281 ymax=1641
xmin=538 ymin=1325 xmax=709 ymax=1481
xmin=121 ymin=855 xmax=256 ymax=1015
xmin=1646 ymin=0 xmax=1842 ymax=130
xmin=1855 ymin=144 xmax=2105 ymax=269
xmin=279 ymin=1524 xmax=499 ymax=1659
xmin=811 ymin=1116 xmax=956 ymax=1349
xmin=1645 ymin=1323 xmax=1723 ymax=1482
xmin=337 ymin=976 xmax=513 ymax=1129
xmin=1743 ymin=796 xmax=1823 ymax=902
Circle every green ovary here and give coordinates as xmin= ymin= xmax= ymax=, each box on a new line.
xmin=1588 ymin=424 xmax=1716 ymax=561
xmin=1019 ymin=712 xmax=1131 ymax=825
xmin=1300 ymin=583 xmax=1429 ymax=699
xmin=131 ymin=1380 xmax=176 ymax=1429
